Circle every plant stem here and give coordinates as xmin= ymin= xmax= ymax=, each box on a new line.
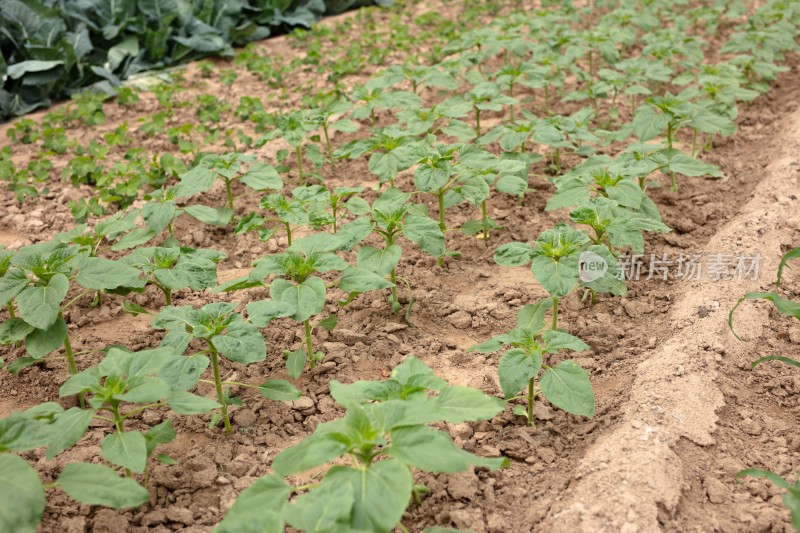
xmin=285 ymin=223 xmax=293 ymax=247
xmin=225 ymin=179 xmax=234 ymax=211
xmin=475 ymin=108 xmax=481 ymax=138
xmin=304 ymin=319 xmax=315 ymax=369
xmin=7 ymin=301 xmax=15 ymax=318
xmin=207 ymin=342 xmax=231 ymax=435
xmin=552 ymin=297 xmax=559 ymax=330
xmin=296 ymin=145 xmax=304 ymax=185
xmin=110 ymin=403 xmax=131 ymax=477
xmin=323 ymin=124 xmax=334 ymax=167
xmin=390 ymin=268 xmax=399 ymax=310
xmin=62 ymin=319 xmax=85 ymax=408
xmin=527 ymin=377 xmax=535 ymax=427
xmin=481 ymin=200 xmax=489 ymax=241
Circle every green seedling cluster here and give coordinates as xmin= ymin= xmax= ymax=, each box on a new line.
xmin=1 ymin=0 xmax=799 ymax=530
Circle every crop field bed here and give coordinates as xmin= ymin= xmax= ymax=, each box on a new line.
xmin=1 ymin=0 xmax=800 ymax=531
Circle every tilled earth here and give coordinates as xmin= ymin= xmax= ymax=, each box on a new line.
xmin=1 ymin=2 xmax=800 ymax=532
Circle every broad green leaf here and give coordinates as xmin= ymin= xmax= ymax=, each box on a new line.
xmin=25 ymin=317 xmax=67 ymax=359
xmin=184 ymin=205 xmax=234 ymax=226
xmin=272 ymin=431 xmax=350 ymax=477
xmin=270 ymin=277 xmax=326 ymax=322
xmin=110 ymin=229 xmax=157 ymax=251
xmin=498 ymin=349 xmax=536 ymax=399
xmin=605 ymin=180 xmax=644 ymax=209
xmin=215 ymin=475 xmax=289 ymax=533
xmin=339 ymin=267 xmax=394 ymax=293
xmin=212 ymin=322 xmax=266 ymax=364
xmin=158 ymin=355 xmax=209 ymax=391
xmin=0 ymin=405 xmax=62 ymax=452
xmin=403 ymin=215 xmax=445 ymax=257
xmin=119 ymin=376 xmax=171 ymax=403
xmin=258 ymin=380 xmax=301 ymax=402
xmin=357 ymin=245 xmax=402 ymax=277
xmin=46 ymin=408 xmax=94 ymax=460
xmin=246 ymin=300 xmax=296 ymax=327
xmin=387 ymin=425 xmax=507 ymax=472
xmin=101 ymin=431 xmax=147 ymax=473
xmin=540 ymin=361 xmax=594 ymax=417
xmin=495 ymin=175 xmax=528 ymax=195
xmin=428 ymin=386 xmax=505 ymax=424
xmin=175 ymin=165 xmax=216 ymax=197
xmin=16 ymin=274 xmax=68 ymax=330
xmin=0 ymin=318 xmax=34 ymax=344
xmin=59 ymin=367 xmax=101 ymax=396
xmin=324 ymin=460 xmax=412 ymax=533
xmin=165 ymin=391 xmax=221 ymax=414
xmin=0 ymin=268 xmax=29 ymax=304
xmin=284 ymin=480 xmax=354 ymax=532
xmin=286 ymin=347 xmax=307 ymax=380
xmin=289 ymin=233 xmax=343 ymax=257
xmin=517 ymin=299 xmax=553 ymax=333
xmin=632 ymin=106 xmax=668 ymax=141
xmin=0 ymin=455 xmax=45 ymax=533
xmin=57 ymin=463 xmax=150 ymax=508
xmin=542 ymin=330 xmax=590 ymax=353
xmin=494 ymin=242 xmax=534 ymax=266
xmin=240 ymin=162 xmax=282 ymax=191
xmin=142 ymin=200 xmax=176 ymax=234
xmin=531 ymin=255 xmax=580 ymax=299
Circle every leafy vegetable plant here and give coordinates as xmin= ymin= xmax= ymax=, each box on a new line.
xmin=212 ymin=233 xmax=391 ymax=377
xmin=215 ymin=357 xmax=507 ymax=533
xmin=469 ymin=300 xmax=594 ymax=425
xmin=150 ymin=302 xmax=301 ymax=434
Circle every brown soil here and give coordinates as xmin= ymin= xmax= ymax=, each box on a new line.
xmin=1 ymin=1 xmax=800 ymax=532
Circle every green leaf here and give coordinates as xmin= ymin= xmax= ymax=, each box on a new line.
xmin=498 ymin=349 xmax=536 ymax=399
xmin=76 ymin=257 xmax=143 ymax=290
xmin=46 ymin=407 xmax=94 ymax=460
xmin=324 ymin=460 xmax=412 ymax=533
xmin=495 ymin=175 xmax=528 ymax=195
xmin=110 ymin=229 xmax=157 ymax=251
xmin=286 ymin=347 xmax=307 ymax=380
xmin=339 ymin=267 xmax=394 ymax=293
xmin=388 ymin=425 xmax=507 ymax=472
xmin=289 ymin=233 xmax=343 ymax=257
xmin=540 ymin=361 xmax=594 ymax=417
xmin=272 ymin=430 xmax=350 ymax=477
xmin=165 ymin=391 xmax=221 ymax=414
xmin=246 ymin=300 xmax=296 ymax=327
xmin=632 ymin=106 xmax=669 ymax=141
xmin=428 ymin=386 xmax=505 ymax=424
xmin=494 ymin=242 xmax=534 ymax=266
xmin=542 ymin=330 xmax=590 ymax=353
xmin=212 ymin=322 xmax=266 ymax=364
xmin=517 ymin=299 xmax=553 ymax=333
xmin=215 ymin=475 xmax=290 ymax=533
xmin=240 ymin=162 xmax=282 ymax=191
xmin=317 ymin=315 xmax=338 ymax=331
xmin=184 ymin=205 xmax=234 ymax=226
xmin=531 ymin=255 xmax=580 ymax=299
xmin=284 ymin=480 xmax=354 ymax=532
xmin=57 ymin=463 xmax=150 ymax=508
xmin=0 ymin=318 xmax=34 ymax=344
xmin=16 ymin=274 xmax=68 ymax=330
xmin=605 ymin=180 xmax=644 ymax=209
xmin=101 ymin=431 xmax=147 ymax=473
xmin=142 ymin=200 xmax=176 ymax=234
xmin=25 ymin=317 xmax=67 ymax=359
xmin=0 ymin=455 xmax=45 ymax=533
xmin=752 ymin=356 xmax=800 ymax=370
xmin=403 ymin=215 xmax=445 ymax=257
xmin=270 ymin=277 xmax=326 ymax=323
xmin=158 ymin=355 xmax=209 ymax=391
xmin=357 ymin=245 xmax=401 ymax=277
xmin=258 ymin=380 xmax=302 ymax=402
